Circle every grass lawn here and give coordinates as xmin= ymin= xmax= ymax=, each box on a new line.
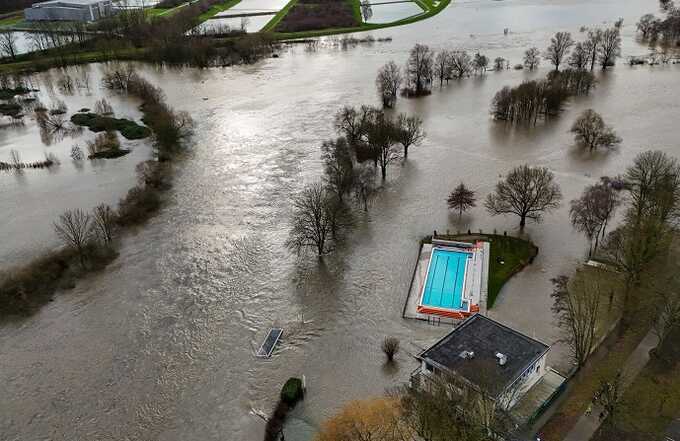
xmin=592 ymin=359 xmax=680 ymax=441
xmin=540 ymin=298 xmax=653 ymax=441
xmin=197 ymin=0 xmax=243 ymax=22
xmin=0 ymin=14 xmax=23 ymax=27
xmin=486 ymin=234 xmax=538 ymax=307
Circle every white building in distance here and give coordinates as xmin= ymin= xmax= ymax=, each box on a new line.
xmin=25 ymin=0 xmax=116 ymax=22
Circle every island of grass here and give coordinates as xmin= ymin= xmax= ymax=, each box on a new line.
xmin=422 ymin=233 xmax=538 ymax=309
xmin=71 ymin=112 xmax=151 ymax=140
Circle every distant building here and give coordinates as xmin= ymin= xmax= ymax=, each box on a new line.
xmin=25 ymin=0 xmax=116 ymax=22
xmin=413 ymin=314 xmax=550 ymax=411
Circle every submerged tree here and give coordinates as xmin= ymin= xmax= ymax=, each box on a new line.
xmin=322 ymin=137 xmax=354 ymax=202
xmin=376 ymin=61 xmax=403 ymax=108
xmin=551 ymin=274 xmax=601 ymax=367
xmin=395 ymin=114 xmax=425 ymax=158
xmin=570 ymin=182 xmax=621 ymax=255
xmin=433 ymin=49 xmax=452 ymax=86
xmin=485 ymin=165 xmax=562 ymax=227
xmin=523 ymin=47 xmax=541 ymax=70
xmin=449 ymin=50 xmax=473 ymax=78
xmin=597 ymin=27 xmax=621 ymax=69
xmin=353 ymin=165 xmax=378 ymax=211
xmin=570 ymin=109 xmax=621 ymax=152
xmin=472 ymin=52 xmax=489 ymax=75
xmin=447 ymin=182 xmax=476 ymax=217
xmin=494 ymin=57 xmax=507 ymax=71
xmin=286 ymin=183 xmax=347 ymax=256
xmin=366 ymin=111 xmax=401 ymax=179
xmin=405 ymin=43 xmax=434 ymax=96
xmin=544 ymin=31 xmax=575 ymax=71
xmin=54 ymin=208 xmax=92 ymax=269
xmin=91 ymin=204 xmax=116 ymax=244
xmin=0 ymin=31 xmax=18 ymax=60
xmin=316 ymin=397 xmax=411 ymax=441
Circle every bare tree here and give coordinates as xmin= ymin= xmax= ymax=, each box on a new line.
xmin=365 ymin=111 xmax=401 ymax=179
xmin=551 ymin=274 xmax=601 ymax=367
xmin=0 ymin=31 xmax=18 ymax=60
xmin=382 ymin=336 xmax=400 ymax=362
xmin=449 ymin=50 xmax=473 ymax=78
xmin=544 ymin=31 xmax=575 ymax=71
xmin=353 ymin=165 xmax=378 ymax=211
xmin=472 ymin=52 xmax=488 ymax=75
xmin=334 ymin=105 xmax=372 ymax=146
xmin=637 ymin=14 xmax=658 ymax=38
xmin=485 ymin=165 xmax=562 ymax=227
xmin=54 ymin=209 xmax=92 ymax=268
xmin=322 ymin=137 xmax=354 ymax=202
xmin=396 ymin=114 xmax=425 ymax=158
xmin=376 ymin=61 xmax=403 ymax=108
xmin=569 ymin=42 xmax=590 ymax=70
xmin=523 ymin=47 xmax=541 ymax=70
xmin=433 ymin=49 xmax=452 ymax=86
xmin=597 ymin=27 xmax=621 ymax=69
xmin=447 ymin=182 xmax=476 ymax=217
xmin=9 ymin=149 xmax=21 ymax=170
xmin=405 ymin=44 xmax=434 ymax=95
xmin=597 ymin=372 xmax=625 ymax=425
xmin=570 ymin=109 xmax=622 ymax=152
xmin=286 ymin=183 xmax=346 ymax=256
xmin=586 ymin=29 xmax=603 ymax=71
xmin=625 ymin=150 xmax=680 ymax=226
xmin=91 ymin=204 xmax=116 ymax=244
xmin=493 ymin=57 xmax=506 ymax=71
xmin=570 ymin=194 xmax=602 ymax=257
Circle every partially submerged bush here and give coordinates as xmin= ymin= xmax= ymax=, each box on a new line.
xmin=116 ymin=185 xmax=162 ymax=226
xmin=280 ymin=377 xmax=304 ymax=405
xmin=382 ymin=336 xmax=400 ymax=361
xmin=71 ymin=113 xmax=150 ymax=140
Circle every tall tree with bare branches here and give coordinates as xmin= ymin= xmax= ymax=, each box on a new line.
xmin=54 ymin=209 xmax=92 ymax=268
xmin=485 ymin=165 xmax=562 ymax=227
xmin=551 ymin=274 xmax=601 ymax=367
xmin=544 ymin=31 xmax=575 ymax=71
xmin=376 ymin=61 xmax=403 ymax=108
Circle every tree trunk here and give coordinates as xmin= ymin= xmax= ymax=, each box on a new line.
xmin=404 ymin=145 xmax=409 ymax=159
xmin=381 ymin=164 xmax=387 ymax=179
xmin=520 ymin=214 xmax=526 ymax=228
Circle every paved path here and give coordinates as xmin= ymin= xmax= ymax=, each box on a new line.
xmin=561 ymin=329 xmax=659 ymax=441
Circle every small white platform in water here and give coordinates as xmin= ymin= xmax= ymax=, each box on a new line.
xmin=256 ymin=328 xmax=283 ymax=358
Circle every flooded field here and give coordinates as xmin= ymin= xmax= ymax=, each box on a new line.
xmin=197 ymin=14 xmax=275 ymax=33
xmin=362 ymin=1 xmax=424 ymax=24
xmin=0 ymin=66 xmax=152 ymax=265
xmin=1 ymin=0 xmax=677 ymax=440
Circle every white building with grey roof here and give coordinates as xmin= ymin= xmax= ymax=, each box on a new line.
xmin=25 ymin=0 xmax=116 ymax=22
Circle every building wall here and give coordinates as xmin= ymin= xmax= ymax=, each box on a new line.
xmin=25 ymin=1 xmax=115 ymax=22
xmin=498 ymin=353 xmax=546 ymax=410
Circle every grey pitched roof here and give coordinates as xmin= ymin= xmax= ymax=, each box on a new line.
xmin=419 ymin=314 xmax=549 ymax=398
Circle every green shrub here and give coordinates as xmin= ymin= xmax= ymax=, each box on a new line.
xmin=70 ymin=113 xmax=151 ymax=140
xmin=280 ymin=377 xmax=304 ymax=405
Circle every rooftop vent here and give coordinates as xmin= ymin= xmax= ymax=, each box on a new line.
xmin=459 ymin=350 xmax=475 ymax=360
xmin=495 ymin=352 xmax=508 ymax=366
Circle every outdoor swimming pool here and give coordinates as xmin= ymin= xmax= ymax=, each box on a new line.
xmin=420 ymin=248 xmax=470 ymax=310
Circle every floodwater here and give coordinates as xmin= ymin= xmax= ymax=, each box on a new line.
xmin=197 ymin=14 xmax=275 ymax=33
xmin=0 ymin=66 xmax=152 ymax=265
xmin=362 ymin=1 xmax=424 ymax=24
xmin=1 ymin=0 xmax=678 ymax=440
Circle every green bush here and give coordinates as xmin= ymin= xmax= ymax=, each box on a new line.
xmin=70 ymin=113 xmax=151 ymax=140
xmin=280 ymin=377 xmax=304 ymax=405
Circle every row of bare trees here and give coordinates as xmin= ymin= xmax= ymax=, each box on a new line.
xmin=491 ymin=68 xmax=595 ymax=124
xmin=376 ymin=45 xmax=492 ymax=107
xmin=286 ymin=105 xmax=427 ymax=256
xmin=554 ymin=150 xmax=680 ymax=370
xmin=544 ymin=26 xmax=622 ymax=72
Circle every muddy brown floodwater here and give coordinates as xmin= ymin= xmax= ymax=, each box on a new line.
xmin=1 ymin=0 xmax=678 ymax=440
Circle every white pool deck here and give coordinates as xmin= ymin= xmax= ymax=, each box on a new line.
xmin=403 ymin=240 xmax=489 ymax=325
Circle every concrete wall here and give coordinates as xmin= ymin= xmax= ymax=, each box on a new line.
xmin=25 ymin=1 xmax=114 ymax=22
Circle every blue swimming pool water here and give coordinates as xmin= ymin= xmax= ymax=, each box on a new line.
xmin=421 ymin=248 xmax=470 ymax=310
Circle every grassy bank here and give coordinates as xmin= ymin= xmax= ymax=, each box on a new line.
xmin=197 ymin=0 xmax=242 ymax=21
xmin=424 ymin=232 xmax=538 ymax=308
xmin=0 ymin=14 xmax=23 ymax=27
